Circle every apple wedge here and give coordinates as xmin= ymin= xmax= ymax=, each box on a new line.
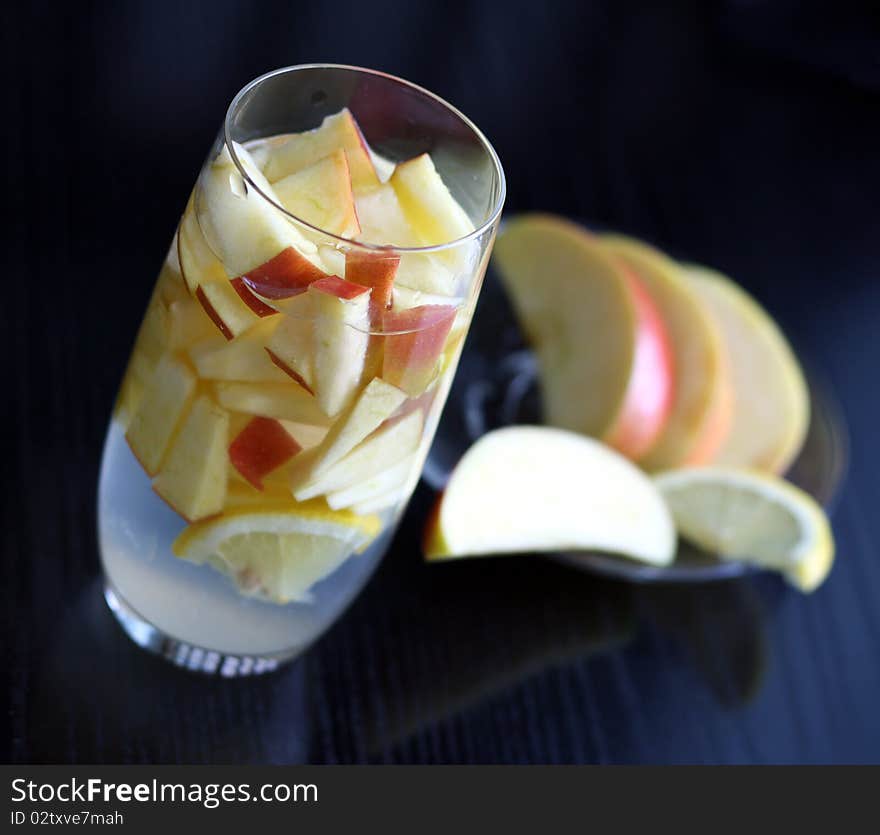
xmin=228 ymin=415 xmax=302 ymax=490
xmin=390 ymin=153 xmax=474 ymax=245
xmin=213 ymin=380 xmax=331 ymax=427
xmin=177 ymin=192 xmax=229 ymax=295
xmin=308 ymin=276 xmax=371 ymax=416
xmin=294 ymin=409 xmax=423 ymax=501
xmin=195 ymin=280 xmax=261 ymax=340
xmin=345 ymin=249 xmax=400 ymax=320
xmin=601 ymin=234 xmax=731 ymax=469
xmin=355 ymin=182 xmax=420 ymax=246
xmin=273 ymin=149 xmax=361 ymax=238
xmin=685 ymin=265 xmax=809 ymax=473
xmin=152 ymin=394 xmax=229 ymax=522
xmin=167 ymin=296 xmax=217 ymax=351
xmin=189 ymin=319 xmax=290 ymax=383
xmin=264 ymin=291 xmax=315 ymax=391
xmin=198 ymin=142 xmax=326 ymax=280
xmin=493 ymin=216 xmax=674 ymax=461
xmin=261 ymin=108 xmax=380 ymax=193
xmin=290 ymin=377 xmax=408 ymax=493
xmin=326 ymin=453 xmax=414 ymax=511
xmin=230 ymin=277 xmax=277 ymax=316
xmin=126 ymin=355 xmax=198 ymax=475
xmin=351 ymin=487 xmax=409 ymax=515
xmin=423 ymin=426 xmax=675 ymax=565
xmin=381 ymin=305 xmax=457 ymax=396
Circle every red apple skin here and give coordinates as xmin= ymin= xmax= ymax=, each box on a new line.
xmin=601 ymin=267 xmax=674 ymax=460
xmin=195 ymin=285 xmax=234 ymax=340
xmin=382 ymin=305 xmax=457 ymax=395
xmin=241 ymin=247 xmax=327 ymax=300
xmin=310 ymin=274 xmax=371 ymax=301
xmin=345 ymin=250 xmax=400 ymax=321
xmin=228 ymin=416 xmax=302 ymax=490
xmin=264 ymin=348 xmax=314 ymax=394
xmin=230 ymin=278 xmax=277 ymax=317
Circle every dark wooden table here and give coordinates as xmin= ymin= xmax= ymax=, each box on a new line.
xmin=4 ymin=1 xmax=879 ymax=763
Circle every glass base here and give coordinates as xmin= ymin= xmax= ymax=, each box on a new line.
xmin=103 ymin=581 xmax=295 ymax=677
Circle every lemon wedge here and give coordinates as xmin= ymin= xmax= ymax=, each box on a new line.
xmin=173 ymin=498 xmax=381 ymax=603
xmin=655 ymin=468 xmax=834 ymax=591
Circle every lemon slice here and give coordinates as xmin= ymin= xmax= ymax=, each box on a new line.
xmin=173 ymin=499 xmax=381 ymax=603
xmin=655 ymin=468 xmax=834 ymax=591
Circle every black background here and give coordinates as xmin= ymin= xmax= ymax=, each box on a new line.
xmin=3 ymin=0 xmax=880 ymax=763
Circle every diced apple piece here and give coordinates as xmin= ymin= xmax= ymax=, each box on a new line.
xmin=126 ymin=355 xmax=197 ymax=475
xmin=156 ymin=258 xmax=188 ymax=306
xmin=199 ymin=142 xmax=324 ymax=278
xmin=152 ymin=394 xmax=229 ymax=521
xmin=381 ymin=305 xmax=457 ymax=396
xmin=189 ymin=319 xmax=290 ymax=383
xmin=195 ymin=281 xmax=260 ymax=340
xmin=351 ymin=486 xmax=409 ymax=515
xmin=213 ymin=380 xmax=330 ymax=426
xmin=309 ymin=276 xmax=371 ymax=416
xmin=279 ymin=420 xmax=328 ymax=451
xmin=390 ymin=153 xmax=474 ymax=245
xmin=177 ymin=194 xmax=229 ymax=295
xmin=114 ymin=348 xmax=152 ymax=430
xmin=168 ymin=296 xmax=218 ymax=351
xmin=230 ymin=277 xmax=277 ymax=316
xmin=345 ymin=249 xmax=400 ymax=320
xmin=326 ymin=453 xmax=414 ymax=510
xmin=355 ymin=183 xmax=420 ymax=246
xmin=273 ymin=149 xmax=361 ymax=238
xmin=290 ymin=377 xmax=407 ymax=492
xmin=239 ymin=246 xmax=328 ymax=301
xmin=295 ymin=409 xmax=423 ymax=500
xmin=392 ymin=284 xmax=459 ymax=312
xmin=263 ymin=291 xmax=314 ymax=391
xmin=228 ymin=416 xmax=302 ymax=490
xmin=262 ymin=109 xmax=380 ymax=193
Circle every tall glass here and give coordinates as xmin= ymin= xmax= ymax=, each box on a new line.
xmin=97 ymin=65 xmax=505 ymax=676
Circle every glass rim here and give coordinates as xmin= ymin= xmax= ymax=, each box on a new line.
xmin=224 ymin=63 xmax=506 ymax=254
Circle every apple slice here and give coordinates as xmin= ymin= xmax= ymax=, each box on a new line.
xmin=294 ymin=409 xmax=423 ymax=500
xmin=189 ymin=319 xmax=290 ymax=383
xmin=230 ymin=277 xmax=277 ymax=316
xmin=493 ymin=216 xmax=674 ymax=461
xmin=308 ymin=276 xmax=371 ymax=416
xmin=239 ymin=246 xmax=327 ymax=300
xmin=262 ymin=108 xmax=380 ymax=193
xmin=177 ymin=193 xmax=229 ymax=295
xmin=195 ymin=280 xmax=261 ymax=340
xmin=273 ymin=149 xmax=361 ymax=238
xmin=213 ymin=380 xmax=331 ymax=427
xmin=392 ymin=284 xmax=459 ymax=312
xmin=167 ymin=296 xmax=217 ymax=350
xmin=228 ymin=415 xmax=302 ymax=490
xmin=390 ymin=153 xmax=474 ymax=245
xmin=601 ymin=234 xmax=731 ymax=469
xmin=198 ymin=142 xmax=325 ymax=279
xmin=264 ymin=292 xmax=314 ymax=391
xmin=351 ymin=486 xmax=409 ymax=515
xmin=126 ymin=355 xmax=197 ymax=475
xmin=381 ymin=305 xmax=457 ymax=396
xmin=345 ymin=249 xmax=400 ymax=320
xmin=685 ymin=265 xmax=809 ymax=473
xmin=289 ymin=377 xmax=407 ymax=492
xmin=152 ymin=394 xmax=229 ymax=521
xmin=355 ymin=182 xmax=420 ymax=246
xmin=423 ymin=426 xmax=675 ymax=565
xmin=326 ymin=453 xmax=414 ymax=511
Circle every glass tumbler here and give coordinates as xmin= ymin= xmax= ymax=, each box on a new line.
xmin=97 ymin=65 xmax=505 ymax=676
